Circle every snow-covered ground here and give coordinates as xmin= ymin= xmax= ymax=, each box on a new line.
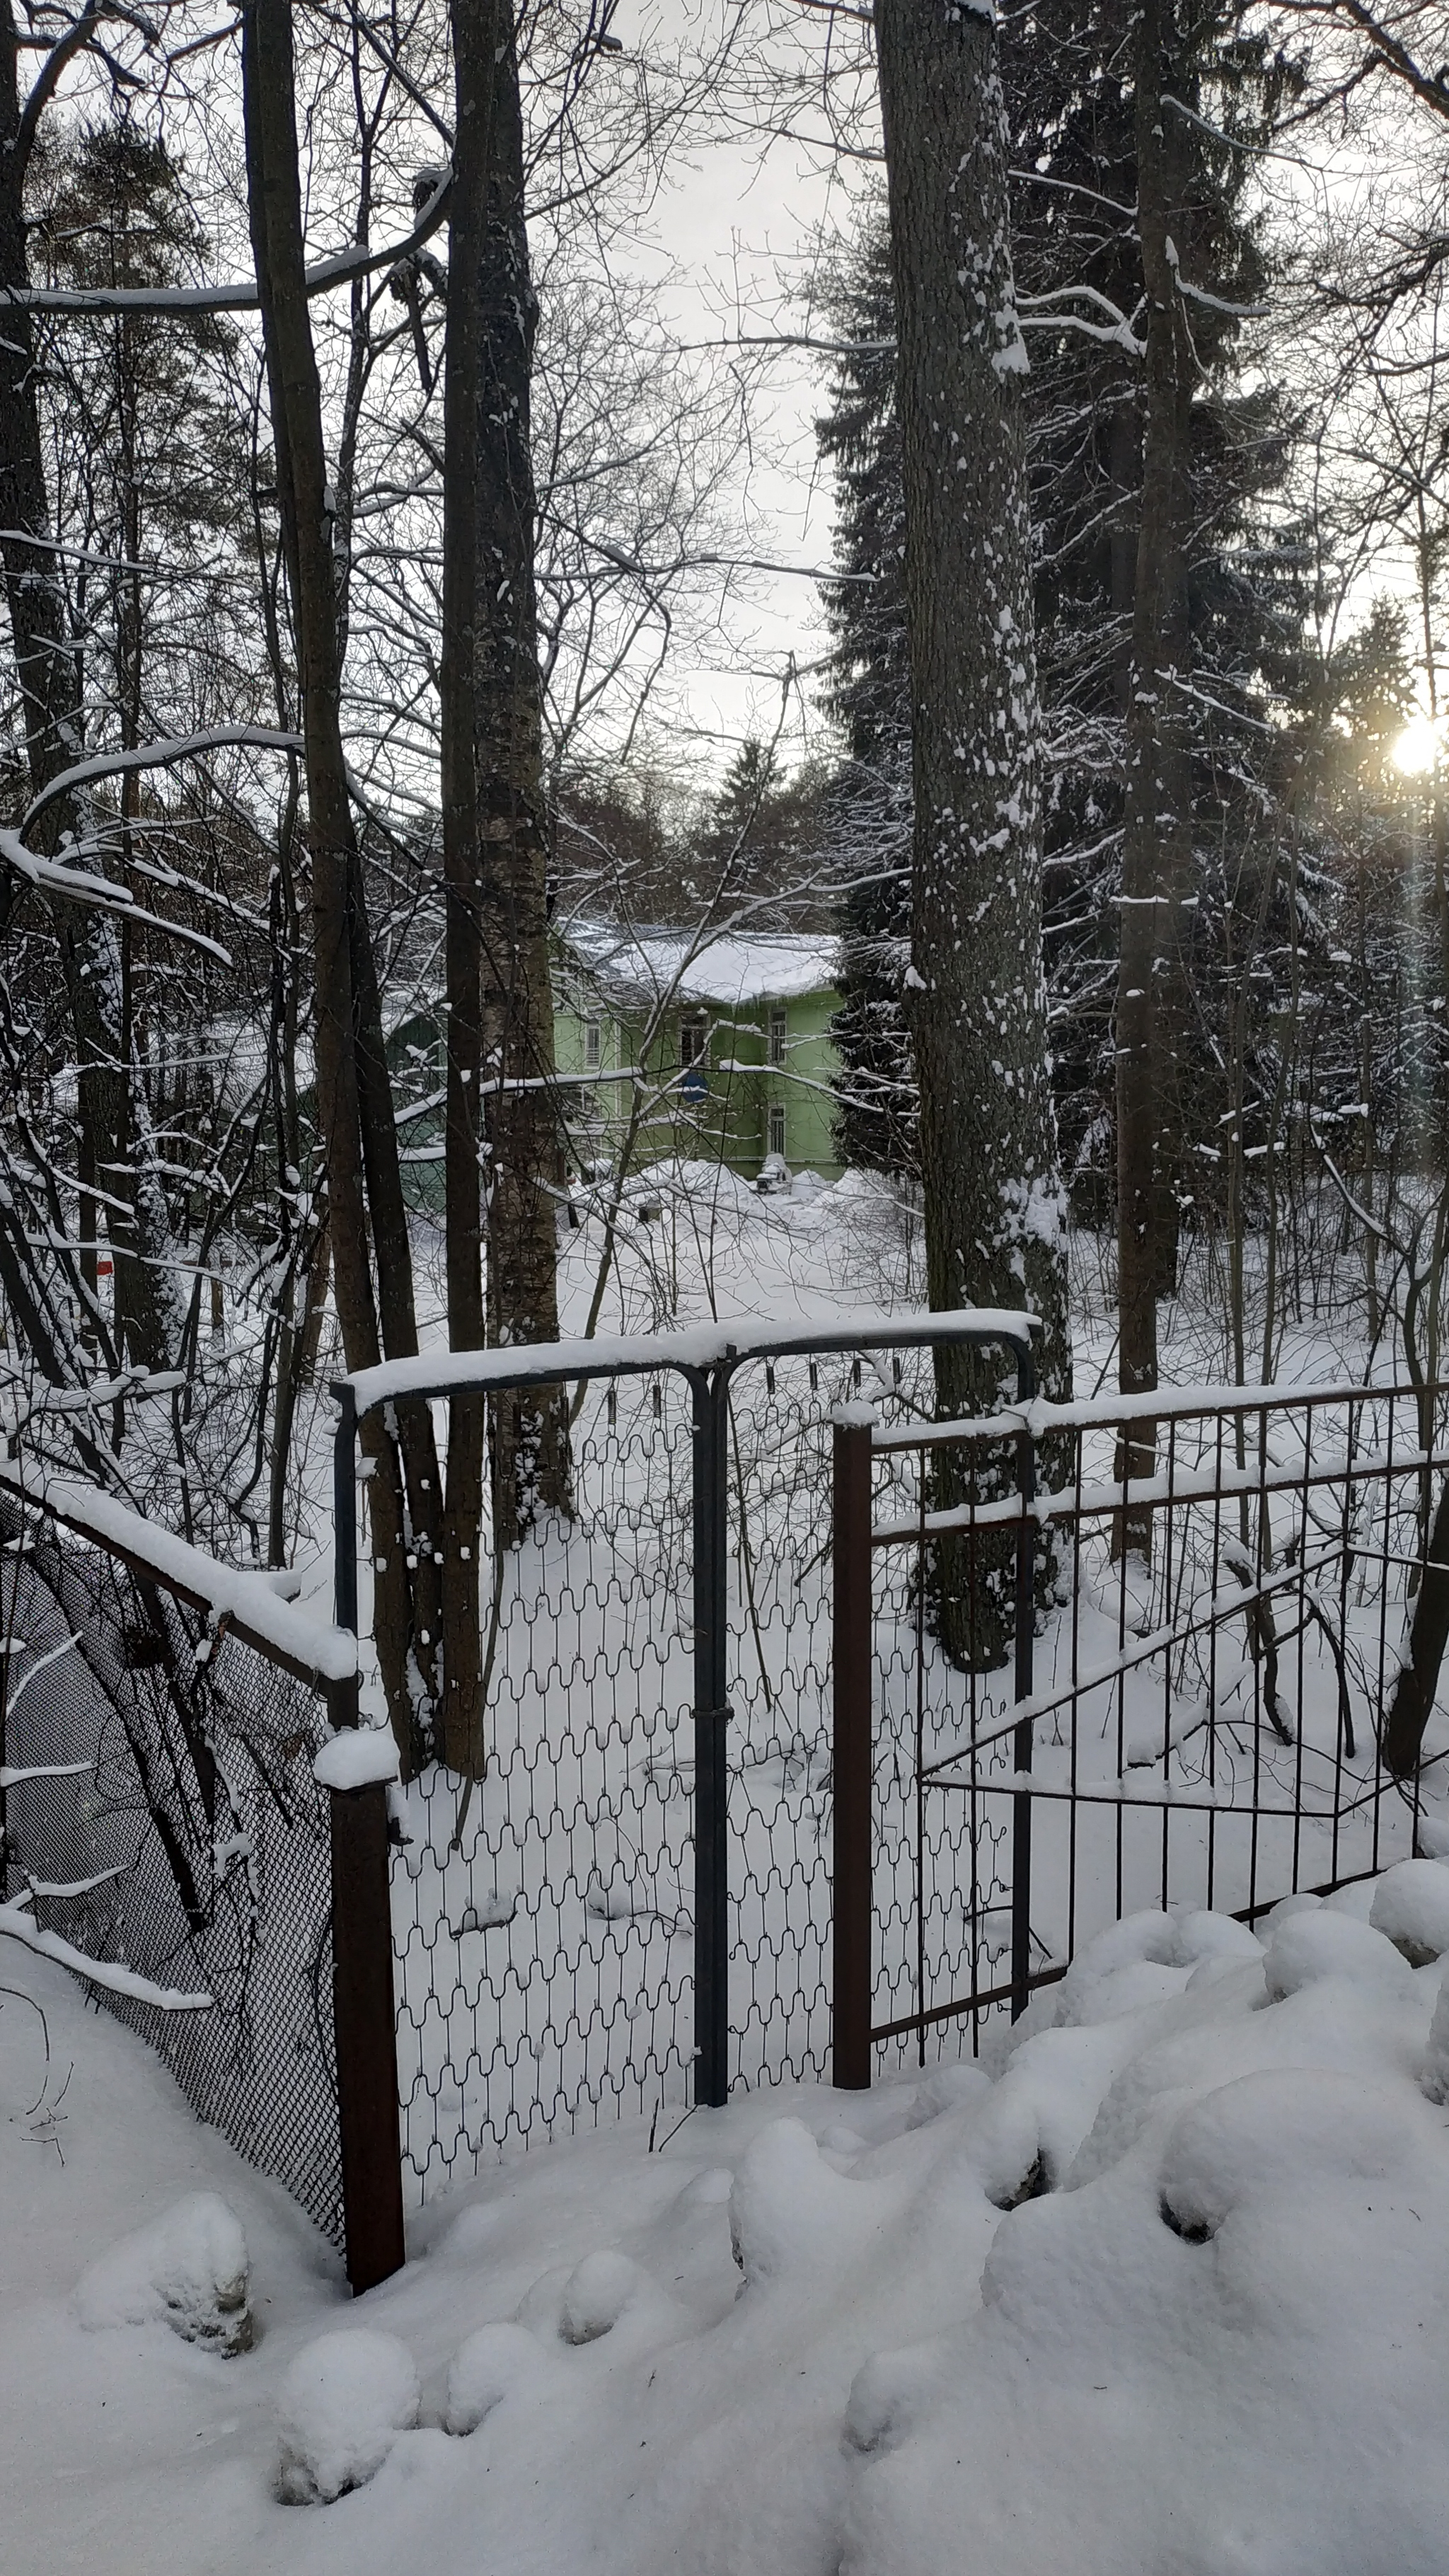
xmin=9 ymin=1859 xmax=1449 ymax=2575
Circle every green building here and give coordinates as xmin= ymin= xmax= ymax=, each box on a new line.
xmin=388 ymin=925 xmax=845 ymax=1206
xmin=555 ymin=925 xmax=844 ymax=1184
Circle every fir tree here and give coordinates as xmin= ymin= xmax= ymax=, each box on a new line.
xmin=814 ymin=202 xmax=916 ymax=1174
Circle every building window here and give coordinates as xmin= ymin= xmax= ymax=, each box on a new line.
xmin=768 ymin=1005 xmax=787 ymax=1067
xmin=680 ymin=1015 xmax=708 ymax=1067
xmin=768 ymin=1101 xmax=787 ymax=1159
xmin=584 ymin=1019 xmax=602 ymax=1071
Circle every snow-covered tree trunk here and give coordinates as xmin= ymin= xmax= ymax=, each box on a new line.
xmin=876 ymin=0 xmax=1071 ymax=1662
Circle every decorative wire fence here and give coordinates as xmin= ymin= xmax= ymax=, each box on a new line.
xmin=8 ymin=1358 xmax=1447 ymax=2265
xmin=0 ymin=1492 xmax=343 ymax=2245
xmin=383 ymin=1340 xmax=987 ymax=2200
xmin=858 ymin=1380 xmax=1449 ymax=2062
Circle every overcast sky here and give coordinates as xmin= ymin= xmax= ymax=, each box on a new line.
xmin=612 ymin=0 xmax=881 ymax=776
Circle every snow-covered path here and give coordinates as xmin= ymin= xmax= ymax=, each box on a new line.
xmin=8 ymin=1866 xmax=1449 ymax=2574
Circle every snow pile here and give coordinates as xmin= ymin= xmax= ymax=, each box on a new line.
xmin=1262 ymin=1902 xmax=1418 ymax=2001
xmin=74 ymin=2190 xmax=253 ymax=2352
xmin=313 ymin=1724 xmax=401 ymax=1791
xmin=1369 ymin=1855 xmax=1449 ymax=1964
xmin=1419 ymin=1961 xmax=1449 ymax=2104
xmin=275 ymin=2329 xmax=420 ymax=2504
xmin=12 ymin=1873 xmax=1449 ymax=2573
xmin=444 ymin=2321 xmax=556 ymax=2433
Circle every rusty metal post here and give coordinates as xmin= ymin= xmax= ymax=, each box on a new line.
xmin=325 ymin=1375 xmax=405 ymax=2295
xmin=328 ymin=1771 xmax=406 ymax=2292
xmin=833 ymin=1404 xmax=876 ymax=2089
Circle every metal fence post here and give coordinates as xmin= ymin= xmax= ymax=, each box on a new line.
xmin=333 ymin=1382 xmax=359 ymax=1636
xmin=327 ymin=1385 xmax=405 ymax=2295
xmin=690 ymin=1363 xmax=732 ymax=2108
xmin=832 ymin=1404 xmax=875 ymax=2088
xmin=327 ymin=1754 xmax=407 ymax=2294
xmin=1009 ymin=1344 xmax=1037 ymax=2022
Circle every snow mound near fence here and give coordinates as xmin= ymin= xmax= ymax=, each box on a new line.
xmin=11 ymin=1866 xmax=1449 ymax=2575
xmin=275 ymin=2330 xmax=421 ymax=2505
xmin=74 ymin=2190 xmax=253 ymax=2353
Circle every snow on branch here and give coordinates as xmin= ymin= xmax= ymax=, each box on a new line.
xmin=0 ymin=166 xmax=454 ymax=317
xmin=21 ymin=727 xmax=305 ymax=838
xmin=1017 ymin=286 xmax=1145 ymax=357
xmin=24 ymin=1865 xmax=127 ymax=1900
xmin=0 ymin=827 xmax=233 ymax=963
xmin=0 ymin=1894 xmax=212 ymax=2011
xmin=1176 ymin=277 xmax=1271 ymax=320
xmin=0 ymin=825 xmax=134 ymax=912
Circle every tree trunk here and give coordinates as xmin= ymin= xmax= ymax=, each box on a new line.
xmin=241 ymin=0 xmax=440 ymax=1769
xmin=1114 ymin=0 xmax=1194 ymax=1554
xmin=437 ymin=0 xmax=503 ymax=1772
xmin=0 ymin=6 xmax=175 ymax=1380
xmin=876 ymin=0 xmax=1072 ymax=1667
xmin=473 ymin=27 xmax=570 ymax=1549
xmin=1384 ymin=1467 xmax=1449 ymax=1784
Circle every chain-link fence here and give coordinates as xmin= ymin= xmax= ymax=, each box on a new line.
xmin=337 ymin=1329 xmax=1026 ymax=2195
xmin=350 ymin=1320 xmax=1032 ymax=2202
xmin=0 ymin=1489 xmax=343 ymax=2246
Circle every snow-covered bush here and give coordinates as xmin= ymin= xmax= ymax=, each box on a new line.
xmin=559 ymin=2248 xmax=647 ymax=2344
xmin=74 ymin=2192 xmax=252 ymax=2354
xmin=1369 ymin=1857 xmax=1449 ymax=1965
xmin=1262 ymin=1907 xmax=1416 ymax=2001
xmin=1421 ymin=1963 xmax=1449 ymax=2105
xmin=275 ymin=2329 xmax=420 ymax=2505
xmin=444 ymin=2322 xmax=554 ymax=2434
xmin=1158 ymin=2069 xmax=1421 ymax=2241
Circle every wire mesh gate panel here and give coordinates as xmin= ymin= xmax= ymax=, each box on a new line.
xmin=0 ymin=1499 xmax=343 ymax=2246
xmin=858 ymin=1382 xmax=1446 ymax=2067
xmin=389 ymin=1373 xmax=699 ymax=2188
xmin=367 ymin=1331 xmax=1008 ymax=2202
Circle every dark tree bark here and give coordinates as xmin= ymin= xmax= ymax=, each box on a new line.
xmin=1114 ymin=0 xmax=1195 ymax=1553
xmin=0 ymin=4 xmax=175 ymax=1378
xmin=1384 ymin=1467 xmax=1449 ymax=1783
xmin=473 ymin=26 xmax=569 ymax=1549
xmin=437 ymin=0 xmax=502 ymax=1772
xmin=241 ymin=0 xmax=442 ymax=1769
xmin=876 ymin=0 xmax=1072 ymax=1664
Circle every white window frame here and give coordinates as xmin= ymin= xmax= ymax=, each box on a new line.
xmin=768 ymin=1100 xmax=787 ymax=1159
xmin=768 ymin=1005 xmax=787 ymax=1068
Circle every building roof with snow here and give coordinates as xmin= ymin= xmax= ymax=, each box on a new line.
xmin=562 ymin=922 xmax=839 ymax=1010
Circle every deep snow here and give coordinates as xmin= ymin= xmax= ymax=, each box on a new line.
xmin=8 ymin=1861 xmax=1449 ymax=2575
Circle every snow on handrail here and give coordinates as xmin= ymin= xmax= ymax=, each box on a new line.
xmin=335 ymin=1305 xmax=1039 ymax=1419
xmin=872 ymin=1436 xmax=1449 ymax=1547
xmin=0 ymin=1467 xmax=356 ymax=1686
xmin=872 ymin=1375 xmax=1418 ymax=1452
